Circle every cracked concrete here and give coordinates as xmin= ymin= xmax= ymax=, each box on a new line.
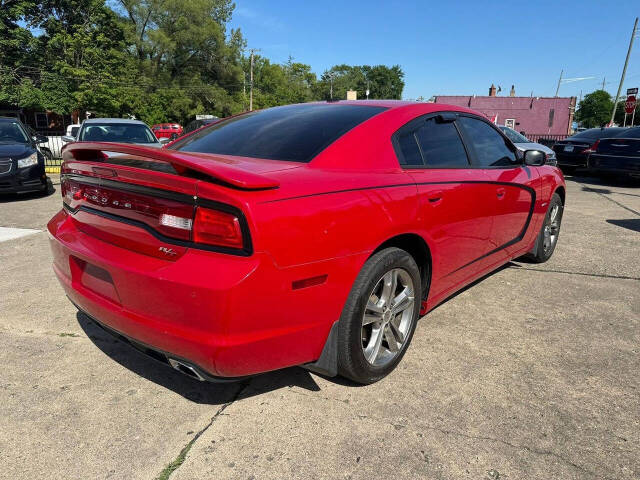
xmin=1 ymin=173 xmax=639 ymax=479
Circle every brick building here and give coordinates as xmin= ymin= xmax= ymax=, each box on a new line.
xmin=434 ymin=85 xmax=576 ymax=138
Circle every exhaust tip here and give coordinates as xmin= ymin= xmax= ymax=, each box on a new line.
xmin=168 ymin=358 xmax=206 ymax=381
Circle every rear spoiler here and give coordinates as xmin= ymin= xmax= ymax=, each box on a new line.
xmin=61 ymin=142 xmax=279 ymax=190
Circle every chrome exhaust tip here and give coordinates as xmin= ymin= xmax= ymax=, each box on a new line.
xmin=168 ymin=358 xmax=206 ymax=381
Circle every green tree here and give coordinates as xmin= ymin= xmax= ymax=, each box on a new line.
xmin=575 ymin=90 xmax=614 ymax=128
xmin=315 ymin=64 xmax=404 ymax=101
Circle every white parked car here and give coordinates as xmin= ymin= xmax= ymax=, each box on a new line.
xmin=499 ymin=126 xmax=557 ymax=165
xmin=63 ymin=118 xmax=166 ymax=148
xmin=65 ymin=124 xmax=81 ymax=139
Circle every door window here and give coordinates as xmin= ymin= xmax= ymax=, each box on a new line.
xmin=458 ymin=117 xmax=518 ymax=167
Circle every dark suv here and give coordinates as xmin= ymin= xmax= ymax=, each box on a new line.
xmin=0 ymin=117 xmax=53 ymax=194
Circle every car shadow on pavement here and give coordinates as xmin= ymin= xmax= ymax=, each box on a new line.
xmin=571 ymin=174 xmax=640 ymax=190
xmin=0 ymin=191 xmax=48 ymax=203
xmin=606 ymin=219 xmax=640 ymax=233
xmin=77 ymin=312 xmax=323 ymax=405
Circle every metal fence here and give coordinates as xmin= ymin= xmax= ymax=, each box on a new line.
xmin=525 ymin=134 xmax=567 ymax=147
xmin=34 ymin=130 xmax=66 ymax=172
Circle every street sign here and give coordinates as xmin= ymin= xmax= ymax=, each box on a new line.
xmin=626 ymin=87 xmax=638 ymax=95
xmin=625 ymin=95 xmax=636 ymax=114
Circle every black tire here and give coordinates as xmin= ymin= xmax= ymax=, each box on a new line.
xmin=42 ymin=178 xmax=55 ymax=196
xmin=337 ymin=247 xmax=421 ymax=384
xmin=525 ymin=193 xmax=563 ymax=263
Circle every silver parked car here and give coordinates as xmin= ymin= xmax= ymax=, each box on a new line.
xmin=62 ymin=118 xmax=166 ymax=148
xmin=499 ymin=126 xmax=556 ymax=165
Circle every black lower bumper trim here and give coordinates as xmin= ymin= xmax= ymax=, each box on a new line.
xmin=72 ymin=302 xmax=245 ymax=383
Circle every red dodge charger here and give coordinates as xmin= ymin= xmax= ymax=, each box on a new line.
xmin=48 ymin=101 xmax=565 ymax=384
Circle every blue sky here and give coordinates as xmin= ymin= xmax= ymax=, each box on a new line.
xmin=230 ymin=0 xmax=640 ymax=100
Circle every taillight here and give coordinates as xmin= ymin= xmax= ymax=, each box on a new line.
xmin=193 ymin=207 xmax=244 ymax=249
xmin=582 ymin=140 xmax=599 ymax=153
xmin=61 ymin=177 xmax=247 ymax=252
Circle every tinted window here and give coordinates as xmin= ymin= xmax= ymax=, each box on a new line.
xmin=458 ymin=117 xmax=517 ymax=167
xmin=616 ymin=127 xmax=640 ymax=138
xmin=80 ymin=123 xmax=157 ymax=144
xmin=414 ymin=118 xmax=469 ymax=167
xmin=396 ymin=131 xmax=423 ymax=166
xmin=70 ymin=126 xmax=79 ymax=137
xmin=170 ymin=104 xmax=386 ymax=162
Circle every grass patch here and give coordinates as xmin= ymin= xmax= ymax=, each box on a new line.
xmin=155 ymin=437 xmax=197 ymax=480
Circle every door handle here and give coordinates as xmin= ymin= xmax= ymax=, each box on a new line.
xmin=496 ymin=187 xmax=506 ymax=198
xmin=428 ymin=190 xmax=443 ymax=204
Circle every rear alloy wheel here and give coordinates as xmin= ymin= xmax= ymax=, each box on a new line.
xmin=337 ymin=247 xmax=421 ymax=384
xmin=526 ymin=193 xmax=563 ymax=263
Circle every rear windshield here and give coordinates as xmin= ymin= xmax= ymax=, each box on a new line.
xmin=570 ymin=128 xmax=625 ymax=140
xmin=79 ymin=123 xmax=157 ymax=144
xmin=170 ymin=104 xmax=387 ymax=162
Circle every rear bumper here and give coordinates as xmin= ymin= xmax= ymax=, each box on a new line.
xmin=0 ymin=165 xmax=47 ymax=193
xmin=48 ymin=209 xmax=362 ymax=378
xmin=555 ymin=152 xmax=588 ymax=167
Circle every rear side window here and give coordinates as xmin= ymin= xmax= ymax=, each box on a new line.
xmin=395 ymin=115 xmax=469 ymax=168
xmin=458 ymin=117 xmax=517 ymax=167
xmin=414 ymin=118 xmax=469 ymax=167
xmin=171 ymin=104 xmax=387 ymax=163
xmin=397 ymin=131 xmax=423 ymax=166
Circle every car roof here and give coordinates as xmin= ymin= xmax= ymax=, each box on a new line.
xmin=0 ymin=116 xmax=24 ymax=122
xmin=83 ymin=118 xmax=147 ymax=125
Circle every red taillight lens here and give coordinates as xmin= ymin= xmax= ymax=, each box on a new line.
xmin=583 ymin=140 xmax=599 ymax=153
xmin=193 ymin=207 xmax=243 ymax=249
xmin=62 ymin=177 xmax=248 ymax=252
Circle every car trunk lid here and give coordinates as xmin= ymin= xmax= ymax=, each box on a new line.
xmin=60 ymin=143 xmax=285 ymax=260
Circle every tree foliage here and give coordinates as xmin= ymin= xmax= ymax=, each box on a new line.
xmin=0 ymin=0 xmax=406 ymax=125
xmin=575 ymin=90 xmax=614 ymax=128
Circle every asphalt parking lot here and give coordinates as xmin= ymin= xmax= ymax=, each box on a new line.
xmin=1 ymin=173 xmax=638 ymax=480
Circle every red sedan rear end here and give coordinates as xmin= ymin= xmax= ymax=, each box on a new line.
xmin=48 ymin=102 xmax=565 ymax=384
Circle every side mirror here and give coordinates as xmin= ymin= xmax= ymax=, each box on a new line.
xmin=62 ymin=135 xmax=76 ymax=143
xmin=159 ymin=137 xmax=171 ymax=145
xmin=523 ymin=149 xmax=546 ymax=166
xmin=34 ymin=134 xmax=48 ymax=144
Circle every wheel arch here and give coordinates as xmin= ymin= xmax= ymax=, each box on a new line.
xmin=554 ymin=185 xmax=566 ymax=205
xmin=371 ymin=233 xmax=432 ymax=301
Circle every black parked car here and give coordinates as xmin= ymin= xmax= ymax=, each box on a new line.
xmin=588 ymin=126 xmax=640 ymax=179
xmin=552 ymin=127 xmax=626 ymax=173
xmin=0 ymin=117 xmax=53 ymax=195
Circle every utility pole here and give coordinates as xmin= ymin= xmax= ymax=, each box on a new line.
xmin=328 ymin=72 xmax=335 ymax=100
xmin=555 ymin=69 xmax=563 ymax=97
xmin=249 ymin=49 xmax=255 ymax=111
xmin=602 ymin=77 xmax=606 ymax=90
xmin=610 ymin=17 xmax=638 ymax=125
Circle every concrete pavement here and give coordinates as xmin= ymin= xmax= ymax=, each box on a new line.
xmin=0 ymin=173 xmax=638 ymax=479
